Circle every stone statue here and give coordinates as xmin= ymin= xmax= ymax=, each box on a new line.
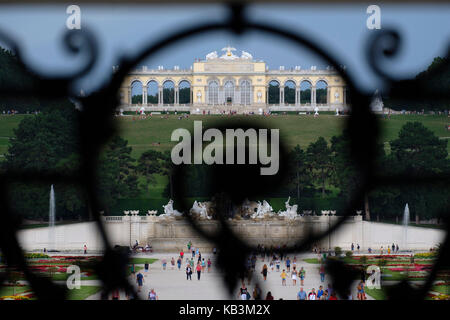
xmin=191 ymin=200 xmax=211 ymax=219
xmin=241 ymin=50 xmax=253 ymax=60
xmin=161 ymin=199 xmax=183 ymax=217
xmin=206 ymin=51 xmax=218 ymax=60
xmin=370 ymin=89 xmax=384 ymax=112
xmin=278 ymin=197 xmax=298 ymax=219
xmin=252 ymin=200 xmax=273 ymax=219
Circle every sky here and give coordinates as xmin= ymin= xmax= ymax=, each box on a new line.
xmin=0 ymin=3 xmax=448 ymax=94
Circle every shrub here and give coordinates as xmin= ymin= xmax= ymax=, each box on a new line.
xmin=378 ymin=259 xmax=387 ymax=267
xmin=25 ymin=253 xmax=49 ymax=259
xmin=345 ymin=251 xmax=353 ymax=258
xmin=359 ymin=256 xmax=368 ymax=265
xmin=334 ymin=247 xmax=342 ymax=256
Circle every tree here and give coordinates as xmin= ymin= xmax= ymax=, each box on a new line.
xmin=137 ymin=150 xmax=164 ymax=195
xmin=2 ymin=106 xmax=139 ymax=219
xmin=384 ymin=122 xmax=450 ymax=222
xmin=287 ymin=145 xmax=309 ymax=201
xmin=390 ymin=122 xmax=448 ymax=174
xmin=97 ymin=136 xmax=140 ymax=212
xmin=384 ymin=56 xmax=450 ymax=111
xmin=307 ymin=137 xmax=333 ymax=197
xmin=158 ymin=151 xmax=175 ymax=199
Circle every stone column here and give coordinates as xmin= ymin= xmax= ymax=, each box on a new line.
xmin=175 ymin=86 xmax=179 ymax=106
xmin=295 ymin=86 xmax=300 ymax=106
xmin=312 ymin=85 xmax=316 ymax=106
xmin=127 ymin=87 xmax=132 ymax=105
xmin=158 ymin=86 xmax=163 ymax=106
xmin=266 ymin=86 xmax=269 ymax=105
xmin=343 ymin=87 xmax=347 ymax=106
xmin=143 ymin=86 xmax=147 ymax=105
xmin=279 ymin=86 xmax=284 ymax=106
xmin=327 ymin=87 xmax=330 ymax=107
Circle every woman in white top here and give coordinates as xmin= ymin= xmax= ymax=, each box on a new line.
xmin=291 ymin=267 xmax=298 ymax=286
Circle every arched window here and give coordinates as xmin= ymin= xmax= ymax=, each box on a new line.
xmin=240 ymin=80 xmax=251 ymax=105
xmin=163 ymin=80 xmax=175 ymax=104
xmin=316 ymin=80 xmax=328 ymax=105
xmin=224 ymin=81 xmax=234 ymax=104
xmin=300 ymin=80 xmax=312 ymax=104
xmin=284 ymin=80 xmax=296 ymax=105
xmin=208 ymin=81 xmax=219 ymax=105
xmin=146 ymin=80 xmax=158 ymax=104
xmin=268 ymin=80 xmax=280 ymax=104
xmin=179 ymin=80 xmax=191 ymax=104
xmin=131 ymin=80 xmax=143 ymax=104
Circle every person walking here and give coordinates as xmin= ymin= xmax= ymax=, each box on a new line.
xmin=317 ymin=286 xmax=324 ymax=299
xmin=261 ymin=264 xmax=268 ymax=281
xmin=276 ymin=258 xmax=281 ymax=272
xmin=148 ymin=288 xmax=158 ymax=300
xmin=186 ymin=264 xmax=192 ymax=280
xmin=162 ymin=258 xmax=167 ymax=270
xmin=83 ymin=244 xmax=87 ymax=254
xmin=144 ymin=261 xmax=149 ymax=274
xmin=280 ymin=269 xmax=287 ymax=286
xmin=319 ymin=264 xmax=325 ymax=282
xmin=265 ymin=291 xmax=274 ymax=300
xmin=291 ymin=267 xmax=298 ymax=286
xmin=297 ymin=287 xmax=306 ymax=300
xmin=196 ymin=262 xmax=202 ymax=280
xmin=201 ymin=258 xmax=206 ymax=272
xmin=357 ymin=281 xmax=366 ymax=300
xmin=308 ymin=288 xmax=317 ymax=300
xmin=269 ymin=259 xmax=274 ymax=271
xmin=238 ymin=283 xmax=249 ymax=300
xmin=286 ymin=257 xmax=291 ymax=272
xmin=177 ymin=257 xmax=182 ymax=270
xmin=299 ymin=267 xmax=306 ymax=286
xmin=136 ymin=272 xmax=144 ymax=292
xmin=171 ymin=257 xmax=175 ymax=269
xmin=207 ymin=258 xmax=212 ymax=272
xmin=253 ymin=283 xmax=262 ymax=300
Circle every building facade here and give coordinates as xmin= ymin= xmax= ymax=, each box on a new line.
xmin=118 ymin=46 xmax=349 ymax=114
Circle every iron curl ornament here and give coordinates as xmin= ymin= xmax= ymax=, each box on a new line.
xmin=0 ymin=3 xmax=448 ymax=300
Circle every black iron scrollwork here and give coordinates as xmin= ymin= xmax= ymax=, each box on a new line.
xmin=0 ymin=3 xmax=448 ymax=300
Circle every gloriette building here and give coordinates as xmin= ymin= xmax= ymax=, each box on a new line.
xmin=118 ymin=46 xmax=349 ymax=114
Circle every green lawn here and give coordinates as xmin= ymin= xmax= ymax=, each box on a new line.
xmin=66 ymin=286 xmax=102 ymax=300
xmin=0 ymin=285 xmax=32 ymax=297
xmin=129 ymin=258 xmax=158 ymax=265
xmin=1 ymin=113 xmax=449 ymax=210
xmin=432 ymin=285 xmax=449 ymax=295
xmin=365 ymin=288 xmax=387 ymax=300
xmin=2 ymin=114 xmax=449 ymax=160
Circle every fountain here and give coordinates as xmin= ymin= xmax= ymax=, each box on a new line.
xmin=48 ymin=185 xmax=56 ymax=251
xmin=402 ymin=203 xmax=409 ymax=252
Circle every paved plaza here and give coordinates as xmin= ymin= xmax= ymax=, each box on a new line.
xmin=85 ymin=252 xmax=373 ymax=300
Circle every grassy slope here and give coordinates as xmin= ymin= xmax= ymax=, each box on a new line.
xmin=1 ymin=114 xmax=449 ymax=199
xmin=2 ymin=114 xmax=448 ymax=159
